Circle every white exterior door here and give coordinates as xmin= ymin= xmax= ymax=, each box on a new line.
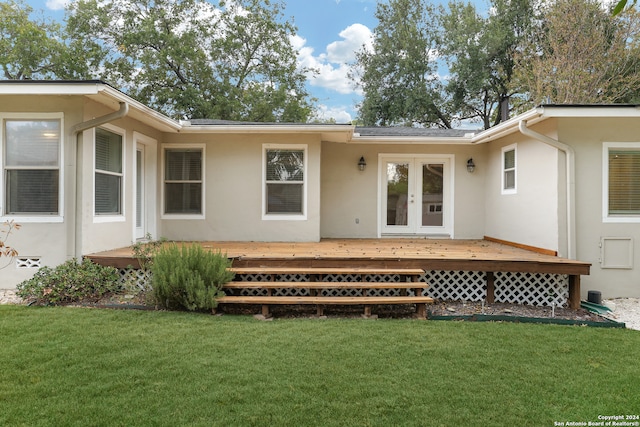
xmin=135 ymin=145 xmax=145 ymax=239
xmin=380 ymin=155 xmax=454 ymax=237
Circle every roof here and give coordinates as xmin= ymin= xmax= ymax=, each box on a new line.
xmin=355 ymin=126 xmax=474 ymax=138
xmin=189 ymin=119 xmax=351 ymax=126
xmin=4 ymin=80 xmax=640 ymax=144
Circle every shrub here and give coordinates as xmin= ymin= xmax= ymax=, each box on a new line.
xmin=16 ymin=259 xmax=120 ymax=305
xmin=151 ymin=243 xmax=234 ymax=312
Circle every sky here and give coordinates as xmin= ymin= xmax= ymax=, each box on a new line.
xmin=24 ymin=0 xmax=384 ymax=123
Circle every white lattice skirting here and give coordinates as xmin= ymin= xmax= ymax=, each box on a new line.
xmin=117 ymin=268 xmax=569 ymax=307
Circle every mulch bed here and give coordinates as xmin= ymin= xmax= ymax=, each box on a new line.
xmin=55 ymin=292 xmax=618 ymax=326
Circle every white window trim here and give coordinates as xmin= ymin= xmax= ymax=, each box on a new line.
xmin=93 ymin=124 xmax=126 ymax=223
xmin=501 ymin=144 xmax=517 ymax=195
xmin=602 ymin=141 xmax=640 ymax=223
xmin=0 ymin=112 xmax=64 ymax=223
xmin=161 ymin=143 xmax=206 ymax=220
xmin=262 ymin=143 xmax=308 ymax=221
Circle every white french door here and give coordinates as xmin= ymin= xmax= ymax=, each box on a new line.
xmin=380 ymin=155 xmax=453 ymax=236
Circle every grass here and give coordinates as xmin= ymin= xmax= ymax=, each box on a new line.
xmin=1 ymin=306 xmax=639 ymax=427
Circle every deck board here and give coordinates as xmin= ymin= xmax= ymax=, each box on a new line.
xmin=87 ymin=238 xmax=590 ymax=275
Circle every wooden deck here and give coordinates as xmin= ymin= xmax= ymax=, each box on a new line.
xmin=87 ymin=238 xmax=591 ymax=309
xmin=88 ymin=238 xmax=590 ymax=275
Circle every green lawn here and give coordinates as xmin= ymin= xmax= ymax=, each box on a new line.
xmin=1 ymin=306 xmax=638 ymax=427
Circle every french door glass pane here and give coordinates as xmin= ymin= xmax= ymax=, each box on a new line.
xmin=386 ymin=162 xmax=409 ymax=226
xmin=422 ymin=164 xmax=444 ymax=227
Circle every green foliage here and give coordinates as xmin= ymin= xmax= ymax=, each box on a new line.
xmin=438 ymin=0 xmax=536 ymax=128
xmin=130 ymin=234 xmax=165 ymax=274
xmin=0 ymin=0 xmax=90 ymax=79
xmin=514 ymin=0 xmax=640 ymax=108
xmin=151 ymin=243 xmax=234 ymax=312
xmin=354 ymin=0 xmax=451 ymax=128
xmin=16 ymin=259 xmax=120 ymax=305
xmin=64 ymin=0 xmax=314 ymax=121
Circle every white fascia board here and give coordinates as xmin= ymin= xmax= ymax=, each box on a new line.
xmin=539 ymin=105 xmax=640 ymax=118
xmin=0 ymin=81 xmax=101 ymax=95
xmin=180 ymin=124 xmax=355 ymax=143
xmin=470 ymin=108 xmax=544 ymax=144
xmin=0 ymin=81 xmax=182 ymax=132
xmin=180 ymin=124 xmax=354 ymax=133
xmin=94 ymin=85 xmax=182 ymax=132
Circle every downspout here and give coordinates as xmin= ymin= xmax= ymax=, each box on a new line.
xmin=518 ymin=120 xmax=576 ymax=259
xmin=69 ymin=102 xmax=129 ymax=261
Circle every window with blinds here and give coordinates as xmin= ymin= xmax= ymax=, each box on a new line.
xmin=95 ymin=128 xmax=123 ymax=215
xmin=608 ymin=149 xmax=640 ymax=215
xmin=164 ymin=148 xmax=203 ymax=214
xmin=4 ymin=120 xmax=60 ymax=215
xmin=502 ymin=144 xmax=516 ymax=193
xmin=265 ymin=147 xmax=305 ymax=215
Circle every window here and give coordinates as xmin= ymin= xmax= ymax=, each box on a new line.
xmin=163 ymin=147 xmax=203 ymax=216
xmin=502 ymin=144 xmax=516 ymax=194
xmin=95 ymin=128 xmax=123 ymax=216
xmin=3 ymin=119 xmax=61 ymax=216
xmin=264 ymin=145 xmax=306 ymax=218
xmin=603 ymin=142 xmax=640 ymax=222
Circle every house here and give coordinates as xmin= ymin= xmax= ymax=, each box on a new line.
xmin=1 ymin=80 xmax=639 ymax=300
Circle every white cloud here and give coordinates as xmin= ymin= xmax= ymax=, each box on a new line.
xmin=46 ymin=0 xmax=69 ymax=10
xmin=312 ymin=104 xmax=353 ymax=123
xmin=324 ymin=23 xmax=373 ymax=63
xmin=294 ymin=23 xmax=373 ymax=95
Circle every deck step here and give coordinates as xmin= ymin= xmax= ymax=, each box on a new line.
xmin=223 ymin=281 xmax=428 ymax=290
xmin=229 ymin=267 xmax=425 ymax=276
xmin=216 ymin=296 xmax=435 ymax=305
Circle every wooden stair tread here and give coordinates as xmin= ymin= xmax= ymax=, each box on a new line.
xmin=223 ymin=281 xmax=428 ymax=289
xmin=229 ymin=267 xmax=425 ymax=275
xmin=217 ymin=296 xmax=435 ymax=305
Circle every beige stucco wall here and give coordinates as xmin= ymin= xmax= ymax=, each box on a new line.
xmin=559 ymin=116 xmax=640 ymax=298
xmin=78 ymin=99 xmax=163 ymax=256
xmin=320 ymin=141 xmax=487 ymax=239
xmin=483 ymin=123 xmax=562 ymax=254
xmin=159 ymin=132 xmax=322 ymax=242
xmin=0 ymin=95 xmax=164 ymax=288
xmin=1 ymin=95 xmax=81 ymax=288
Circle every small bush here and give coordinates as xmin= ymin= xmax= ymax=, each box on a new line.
xmin=16 ymin=259 xmax=120 ymax=305
xmin=151 ymin=243 xmax=234 ymax=312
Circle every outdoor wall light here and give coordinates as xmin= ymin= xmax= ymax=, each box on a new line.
xmin=358 ymin=156 xmax=367 ymax=171
xmin=467 ymin=158 xmax=476 ymax=173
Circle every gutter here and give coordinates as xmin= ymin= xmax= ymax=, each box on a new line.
xmin=518 ymin=119 xmax=576 ymax=259
xmin=69 ymin=102 xmax=129 ymax=261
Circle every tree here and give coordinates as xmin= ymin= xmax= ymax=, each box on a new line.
xmin=438 ymin=0 xmax=536 ymax=128
xmin=514 ymin=0 xmax=640 ymax=107
xmin=352 ymin=0 xmax=452 ymax=128
xmin=65 ymin=0 xmax=314 ymax=121
xmin=0 ymin=0 xmax=72 ymax=79
xmin=352 ymin=0 xmax=535 ymax=129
